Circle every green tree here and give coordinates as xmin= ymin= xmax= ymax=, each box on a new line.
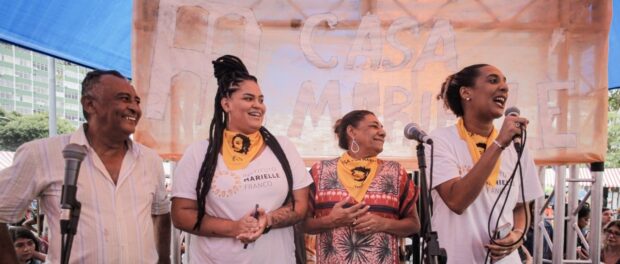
xmin=0 ymin=110 xmax=75 ymax=151
xmin=607 ymin=90 xmax=620 ymax=167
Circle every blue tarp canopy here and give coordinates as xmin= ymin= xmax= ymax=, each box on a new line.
xmin=610 ymin=0 xmax=620 ymax=89
xmin=0 ymin=0 xmax=617 ymax=86
xmin=0 ymin=0 xmax=131 ymax=77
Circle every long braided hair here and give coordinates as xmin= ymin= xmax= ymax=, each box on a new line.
xmin=193 ymin=55 xmax=295 ymax=230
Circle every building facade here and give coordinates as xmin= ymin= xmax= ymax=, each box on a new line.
xmin=0 ymin=40 xmax=91 ymax=126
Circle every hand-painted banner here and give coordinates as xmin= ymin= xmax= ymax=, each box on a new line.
xmin=133 ymin=0 xmax=611 ymax=166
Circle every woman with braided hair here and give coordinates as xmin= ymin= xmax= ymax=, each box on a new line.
xmin=171 ymin=55 xmax=312 ymax=263
xmin=429 ymin=64 xmax=543 ymax=263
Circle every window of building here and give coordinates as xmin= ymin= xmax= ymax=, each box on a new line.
xmin=15 ymin=82 xmax=31 ymax=91
xmin=0 ymin=91 xmax=12 ymax=99
xmin=34 ymin=86 xmax=47 ymax=94
xmin=65 ymin=113 xmax=79 ymax=121
xmin=0 ymin=102 xmax=13 ymax=111
xmin=0 ymin=42 xmax=11 ymax=49
xmin=15 ymin=70 xmax=30 ymax=79
xmin=19 ymin=95 xmax=33 ymax=103
xmin=16 ymin=107 xmax=31 ymax=115
xmin=33 ymin=61 xmax=48 ymax=71
xmin=0 ymin=77 xmax=12 ymax=88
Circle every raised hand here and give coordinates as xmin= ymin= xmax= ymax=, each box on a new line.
xmin=496 ymin=115 xmax=529 ymax=148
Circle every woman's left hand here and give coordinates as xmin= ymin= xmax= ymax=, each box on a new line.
xmin=236 ymin=208 xmax=268 ymax=244
xmin=352 ymin=213 xmax=385 ymax=235
xmin=485 ymin=230 xmax=524 ymax=261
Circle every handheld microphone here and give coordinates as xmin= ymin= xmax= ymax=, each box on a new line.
xmin=61 ymin=144 xmax=87 ymax=210
xmin=504 ymin=106 xmax=522 ymax=152
xmin=404 ymin=123 xmax=433 ymax=144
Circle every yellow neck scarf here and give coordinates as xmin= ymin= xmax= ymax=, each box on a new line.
xmin=456 ymin=118 xmax=501 ymax=186
xmin=337 ymin=152 xmax=379 ymax=202
xmin=222 ymin=129 xmax=264 ymax=170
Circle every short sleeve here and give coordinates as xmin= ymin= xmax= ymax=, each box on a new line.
xmin=397 ymin=165 xmax=417 ymax=218
xmin=0 ymin=142 xmax=47 ymax=223
xmin=277 ymin=136 xmax=313 ymax=190
xmin=307 ymin=162 xmax=322 ymax=215
xmin=427 ymin=128 xmax=462 ymax=189
xmin=171 ymin=141 xmax=209 ymax=200
xmin=150 ymin=152 xmax=171 ymax=215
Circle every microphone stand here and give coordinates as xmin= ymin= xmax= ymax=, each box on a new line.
xmin=416 ymin=143 xmax=447 ymax=264
xmin=60 ymin=185 xmax=81 ymax=264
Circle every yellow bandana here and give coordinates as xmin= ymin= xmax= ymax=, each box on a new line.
xmin=337 ymin=152 xmax=379 ymax=202
xmin=222 ymin=129 xmax=264 ymax=170
xmin=456 ymin=118 xmax=501 ymax=186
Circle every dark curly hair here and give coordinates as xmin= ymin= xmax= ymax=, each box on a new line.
xmin=436 ymin=64 xmax=489 ymax=117
xmin=8 ymin=226 xmax=40 ymax=252
xmin=333 ymin=110 xmax=375 ymax=150
xmin=193 ymin=55 xmax=295 ymax=230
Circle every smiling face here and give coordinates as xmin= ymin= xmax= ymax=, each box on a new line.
xmin=347 ymin=114 xmax=386 ymax=157
xmin=221 ymin=80 xmax=265 ymax=134
xmin=82 ymin=74 xmax=141 ymax=140
xmin=460 ymin=65 xmax=509 ymax=121
xmin=13 ymin=237 xmax=35 ymax=262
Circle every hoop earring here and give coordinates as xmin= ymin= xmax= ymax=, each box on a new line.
xmin=350 ymin=138 xmax=360 ymax=153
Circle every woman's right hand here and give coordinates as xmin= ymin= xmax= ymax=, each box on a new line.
xmin=496 ymin=115 xmax=529 ymax=148
xmin=327 ymin=197 xmax=369 ymax=228
xmin=235 ymin=208 xmax=264 ymax=244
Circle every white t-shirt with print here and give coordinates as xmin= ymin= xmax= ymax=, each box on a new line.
xmin=427 ymin=125 xmax=544 ymax=264
xmin=172 ymin=136 xmax=313 ymax=264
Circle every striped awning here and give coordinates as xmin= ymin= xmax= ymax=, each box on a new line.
xmin=0 ymin=151 xmax=14 ymax=170
xmin=543 ymin=167 xmax=620 ymax=188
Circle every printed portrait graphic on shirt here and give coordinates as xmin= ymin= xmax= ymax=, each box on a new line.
xmin=351 ymin=166 xmax=370 ymax=183
xmin=231 ymin=134 xmax=251 ymax=154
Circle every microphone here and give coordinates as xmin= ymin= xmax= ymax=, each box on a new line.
xmin=61 ymin=144 xmax=87 ymax=210
xmin=504 ymin=106 xmax=522 ymax=152
xmin=404 ymin=123 xmax=433 ymax=144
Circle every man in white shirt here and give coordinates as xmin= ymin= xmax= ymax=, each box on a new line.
xmin=0 ymin=70 xmax=171 ymax=263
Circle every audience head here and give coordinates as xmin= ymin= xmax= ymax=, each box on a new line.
xmin=602 ymin=207 xmax=614 ymax=226
xmin=604 ymin=220 xmax=620 ymax=248
xmin=8 ymin=226 xmax=40 ymax=263
xmin=577 ymin=204 xmax=591 ymax=229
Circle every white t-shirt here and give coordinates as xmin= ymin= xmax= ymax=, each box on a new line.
xmin=427 ymin=125 xmax=544 ymax=264
xmin=172 ymin=136 xmax=313 ymax=264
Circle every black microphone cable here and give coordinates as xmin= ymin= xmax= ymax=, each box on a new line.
xmin=484 ymin=128 xmax=530 ymax=264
